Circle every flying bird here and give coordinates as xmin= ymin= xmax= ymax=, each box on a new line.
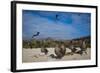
xmin=32 ymin=32 xmax=40 ymax=38
xmin=56 ymin=14 xmax=59 ymax=20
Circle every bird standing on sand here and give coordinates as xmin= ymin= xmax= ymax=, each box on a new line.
xmin=41 ymin=40 xmax=48 ymax=55
xmin=79 ymin=40 xmax=87 ymax=55
xmin=41 ymin=48 xmax=48 ymax=55
xmin=69 ymin=41 xmax=77 ymax=55
xmin=55 ymin=44 xmax=66 ymax=59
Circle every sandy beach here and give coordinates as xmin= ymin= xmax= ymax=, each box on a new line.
xmin=22 ymin=48 xmax=91 ymax=63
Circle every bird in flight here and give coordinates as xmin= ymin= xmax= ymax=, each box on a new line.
xmin=32 ymin=32 xmax=40 ymax=38
xmin=56 ymin=14 xmax=59 ymax=20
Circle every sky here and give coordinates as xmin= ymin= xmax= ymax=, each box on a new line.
xmin=22 ymin=10 xmax=91 ymax=40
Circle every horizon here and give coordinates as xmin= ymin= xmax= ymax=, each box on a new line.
xmin=23 ymin=35 xmax=90 ymax=41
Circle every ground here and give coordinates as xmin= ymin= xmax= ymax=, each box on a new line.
xmin=22 ymin=48 xmax=91 ymax=63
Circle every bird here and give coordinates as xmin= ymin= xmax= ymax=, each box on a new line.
xmin=55 ymin=44 xmax=66 ymax=59
xmin=49 ymin=54 xmax=56 ymax=58
xmin=32 ymin=32 xmax=40 ymax=38
xmin=79 ymin=40 xmax=87 ymax=55
xmin=55 ymin=14 xmax=59 ymax=20
xmin=41 ymin=48 xmax=48 ymax=55
xmin=69 ymin=45 xmax=77 ymax=53
xmin=68 ymin=41 xmax=77 ymax=55
xmin=74 ymin=40 xmax=87 ymax=55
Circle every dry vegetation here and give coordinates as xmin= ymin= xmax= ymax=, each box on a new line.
xmin=23 ymin=36 xmax=91 ymax=49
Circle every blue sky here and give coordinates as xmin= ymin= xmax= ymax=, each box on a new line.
xmin=22 ymin=10 xmax=91 ymax=40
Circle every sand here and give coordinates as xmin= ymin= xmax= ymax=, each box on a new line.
xmin=22 ymin=48 xmax=91 ymax=63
